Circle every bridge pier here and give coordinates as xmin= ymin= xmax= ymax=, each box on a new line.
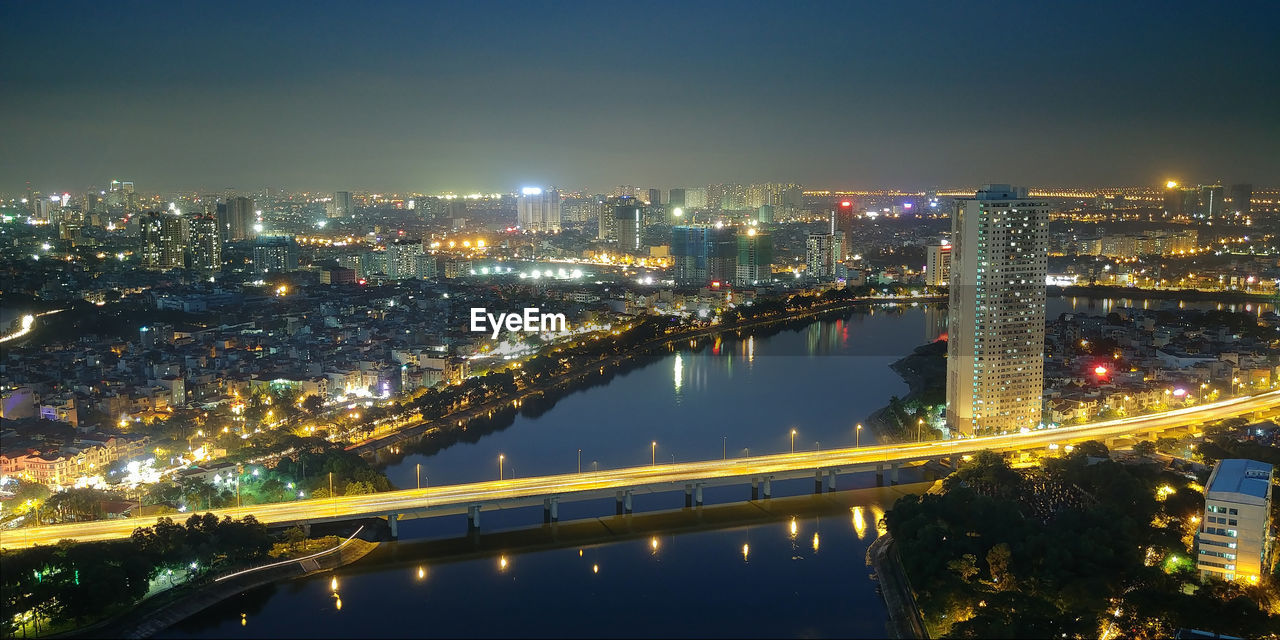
xmin=685 ymin=484 xmax=693 ymax=508
xmin=890 ymin=463 xmax=900 ymax=485
xmin=467 ymin=505 xmax=481 ymax=531
xmin=543 ymin=497 xmax=560 ymax=523
xmin=624 ymin=490 xmax=633 ymax=514
xmin=875 ymin=463 xmax=885 ymax=487
xmin=762 ymin=476 xmax=772 ymax=499
xmin=751 ymin=477 xmax=759 ymax=501
xmin=388 ymin=513 xmax=399 ymax=539
xmin=616 ymin=491 xmax=625 ymax=515
xmin=695 ymin=483 xmax=704 ymax=506
xmin=814 ymin=469 xmax=823 ymax=494
xmin=827 ymin=469 xmax=837 ymax=491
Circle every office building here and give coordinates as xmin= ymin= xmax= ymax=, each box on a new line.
xmin=1229 ymin=183 xmax=1253 ymax=218
xmin=328 ymin=191 xmax=353 ymax=218
xmin=189 ymin=215 xmax=222 ymax=273
xmin=1197 ymin=459 xmax=1274 ymax=583
xmin=647 ymin=188 xmax=661 ymax=206
xmin=946 ymin=185 xmax=1049 ymax=436
xmin=222 ymin=196 xmax=255 ymax=241
xmin=734 ymin=228 xmax=773 ymax=286
xmin=140 ymin=212 xmax=188 ymax=271
xmin=252 ymin=235 xmax=299 ymax=273
xmin=926 ymin=242 xmax=952 ymax=287
xmin=516 ymin=187 xmax=562 ymax=232
xmin=614 ymin=196 xmax=643 ymax=253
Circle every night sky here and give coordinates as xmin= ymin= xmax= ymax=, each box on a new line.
xmin=3 ymin=0 xmax=1277 ymax=193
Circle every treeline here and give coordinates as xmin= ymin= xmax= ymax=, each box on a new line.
xmin=886 ymin=447 xmax=1279 ymax=639
xmin=0 ymin=514 xmax=272 ymax=637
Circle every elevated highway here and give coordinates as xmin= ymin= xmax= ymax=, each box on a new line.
xmin=4 ymin=389 xmax=1277 ymax=550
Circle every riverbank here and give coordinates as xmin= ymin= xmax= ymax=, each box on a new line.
xmin=868 ymin=534 xmax=929 ymax=639
xmin=1050 ymin=284 xmax=1275 ymax=304
xmin=72 ymin=531 xmax=381 ymax=639
xmin=349 ymin=295 xmax=944 ymax=457
xmin=865 ymin=340 xmax=947 ymax=442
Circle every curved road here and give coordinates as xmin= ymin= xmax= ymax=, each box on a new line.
xmin=4 ymin=388 xmax=1277 ymax=550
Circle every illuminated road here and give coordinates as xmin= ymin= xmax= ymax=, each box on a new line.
xmin=4 ymin=389 xmax=1277 ymax=550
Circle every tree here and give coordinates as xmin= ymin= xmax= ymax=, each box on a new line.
xmin=986 ymin=543 xmax=1012 ymax=589
xmin=1133 ymin=441 xmax=1156 ymax=458
xmin=948 ymin=554 xmax=979 ymax=582
xmin=301 ymin=394 xmax=324 ymax=414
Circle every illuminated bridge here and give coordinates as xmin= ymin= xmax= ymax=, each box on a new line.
xmin=4 ymin=389 xmax=1278 ymax=550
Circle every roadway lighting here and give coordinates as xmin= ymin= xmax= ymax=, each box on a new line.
xmin=416 ymin=463 xmax=421 ymax=490
xmin=856 ymin=423 xmax=863 ymax=448
xmin=917 ymin=418 xmax=924 ymax=442
xmin=499 ymin=454 xmax=504 ymax=480
xmin=578 ymin=449 xmax=582 ymax=474
xmin=791 ymin=428 xmax=797 ymax=452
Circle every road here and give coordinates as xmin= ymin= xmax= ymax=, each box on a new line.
xmin=4 ymin=388 xmax=1277 ymax=550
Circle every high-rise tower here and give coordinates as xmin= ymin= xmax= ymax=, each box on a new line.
xmin=946 ymin=185 xmax=1049 ymax=436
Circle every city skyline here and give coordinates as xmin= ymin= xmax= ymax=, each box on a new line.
xmin=4 ymin=1 xmax=1279 ymax=193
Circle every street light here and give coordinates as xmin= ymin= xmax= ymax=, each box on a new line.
xmin=499 ymin=454 xmax=505 ymax=480
xmin=917 ymin=418 xmax=924 ymax=442
xmin=856 ymin=423 xmax=863 ymax=448
xmin=790 ymin=428 xmax=797 ymax=453
xmin=651 ymin=441 xmax=656 ymax=466
xmin=722 ymin=436 xmax=727 ymax=460
xmin=416 ymin=463 xmax=421 ymax=490
xmin=578 ymin=449 xmax=582 ymax=474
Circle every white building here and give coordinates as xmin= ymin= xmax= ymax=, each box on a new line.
xmin=1197 ymin=459 xmax=1274 ymax=583
xmin=926 ymin=241 xmax=952 ymax=287
xmin=517 ymin=187 xmax=561 ymax=232
xmin=946 ymin=185 xmax=1049 ymax=435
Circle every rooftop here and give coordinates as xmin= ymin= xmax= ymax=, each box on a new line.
xmin=1207 ymin=458 xmax=1274 ymax=500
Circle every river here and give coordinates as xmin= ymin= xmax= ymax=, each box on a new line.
xmin=161 ymin=295 xmax=1270 ymax=638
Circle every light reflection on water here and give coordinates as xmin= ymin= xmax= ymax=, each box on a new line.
xmin=165 ymin=491 xmax=905 ymax=639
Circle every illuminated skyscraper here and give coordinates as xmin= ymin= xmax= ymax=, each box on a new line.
xmin=1200 ymin=184 xmax=1225 ymax=219
xmin=189 ymin=215 xmax=222 ymax=274
xmin=946 ymin=185 xmax=1049 ymax=436
xmin=672 ymin=225 xmax=735 ymax=286
xmin=140 ymin=212 xmax=188 ymax=271
xmin=805 ymin=231 xmax=842 ymax=280
xmin=516 ymin=187 xmax=562 ymax=232
xmin=925 ymin=242 xmax=951 ymax=287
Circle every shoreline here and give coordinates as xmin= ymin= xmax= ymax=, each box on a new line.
xmin=349 ymin=295 xmax=945 ymax=457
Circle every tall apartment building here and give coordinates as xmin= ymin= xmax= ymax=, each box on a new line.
xmin=945 ymin=185 xmax=1049 ymax=435
xmin=597 ymin=197 xmax=618 ymax=241
xmin=252 ymin=235 xmax=298 ymax=273
xmin=926 ymin=242 xmax=952 ymax=286
xmin=140 ymin=212 xmax=188 ymax=271
xmin=189 ymin=215 xmax=222 ymax=273
xmin=516 ymin=187 xmax=562 ymax=232
xmin=805 ymin=231 xmax=843 ymax=280
xmin=1197 ymin=459 xmax=1274 ymax=583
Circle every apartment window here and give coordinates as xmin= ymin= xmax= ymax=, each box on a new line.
xmin=1228 ymin=508 xmax=1238 ymax=515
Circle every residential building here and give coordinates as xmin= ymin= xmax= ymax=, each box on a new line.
xmin=1197 ymin=459 xmax=1274 ymax=583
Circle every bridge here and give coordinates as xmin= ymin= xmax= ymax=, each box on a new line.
xmin=4 ymin=389 xmax=1277 ymax=550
